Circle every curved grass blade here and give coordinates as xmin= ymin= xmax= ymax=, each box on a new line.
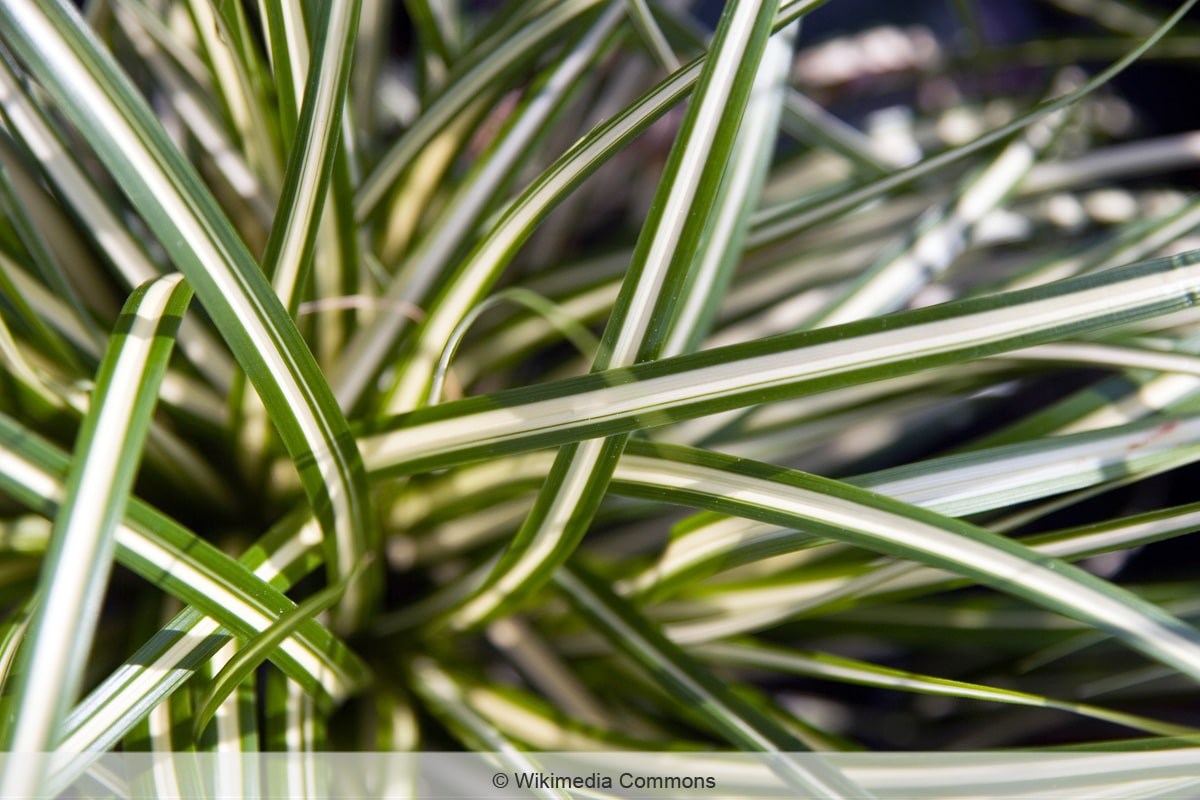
xmin=604 ymin=442 xmax=1200 ymax=679
xmin=47 ymin=516 xmax=327 ymax=785
xmin=855 ymin=413 xmax=1200 ymax=517
xmin=427 ymin=288 xmax=601 ymax=405
xmin=353 ymin=0 xmax=608 ymax=220
xmin=697 ymin=640 xmax=1197 ymax=737
xmin=446 ymin=0 xmax=788 ymax=630
xmin=367 ymin=54 xmax=702 ymax=414
xmin=336 ymin=1 xmax=625 ymax=411
xmin=0 ymin=279 xmax=235 ymax=511
xmin=0 ymin=275 xmax=190 ymax=795
xmin=659 ymin=1 xmax=888 ymax=175
xmin=263 ymin=0 xmax=359 ymax=313
xmin=0 ymin=415 xmax=368 ymax=715
xmin=625 ymin=415 xmax=1200 ymax=599
xmin=813 ymin=498 xmax=1200 ymax=624
xmin=255 ymin=0 xmax=364 ymax=369
xmin=378 ymin=415 xmax=1200 ymax=604
xmin=363 ymin=250 xmax=1200 ymax=476
xmin=747 ymin=0 xmax=1199 ymax=248
xmin=372 ymin=420 xmax=1200 ymax=643
xmin=0 ymin=47 xmax=236 ymax=394
xmin=661 ymin=21 xmax=795 ymax=357
xmin=555 ymin=565 xmax=874 ymax=798
xmin=0 ymin=0 xmax=377 ymax=631
xmin=369 ymin=3 xmax=830 ymax=402
xmin=372 ymin=0 xmax=828 ymax=413
xmin=252 ymin=0 xmax=378 ymax=624
xmin=5 ymin=549 xmax=333 ymax=788
xmin=409 ymin=657 xmax=574 ymax=800
xmin=192 ymin=557 xmax=366 ymax=740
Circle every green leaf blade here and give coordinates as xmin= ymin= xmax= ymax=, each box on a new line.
xmin=0 ymin=274 xmax=190 ymax=795
xmin=364 ymin=250 xmax=1200 ymax=475
xmin=0 ymin=0 xmax=378 ymax=631
xmin=192 ymin=557 xmax=367 ymax=740
xmin=446 ymin=0 xmax=788 ymax=630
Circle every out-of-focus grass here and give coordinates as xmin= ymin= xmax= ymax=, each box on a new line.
xmin=0 ymin=1 xmax=1199 ymax=793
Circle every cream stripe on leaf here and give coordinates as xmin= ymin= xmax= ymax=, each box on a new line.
xmin=661 ymin=21 xmax=796 ymax=357
xmin=595 ymin=442 xmax=1200 ymax=679
xmin=0 ymin=275 xmax=190 ymax=797
xmin=446 ymin=0 xmax=788 ymax=630
xmin=364 ymin=3 xmax=826 ymax=415
xmin=0 ymin=54 xmax=235 ymax=394
xmin=556 ymin=566 xmax=874 ymax=798
xmin=340 ymin=1 xmax=626 ymax=413
xmin=622 ymin=417 xmax=1200 ymax=599
xmin=363 ymin=249 xmax=1200 ymax=476
xmin=746 ymin=0 xmax=1199 ymax=249
xmin=254 ymin=0 xmax=378 ymax=627
xmin=353 ymin=0 xmax=609 ymax=220
xmin=0 ymin=413 xmax=367 ymax=718
xmin=263 ymin=0 xmax=359 ymax=314
xmin=372 ymin=417 xmax=1200 ymax=600
xmin=0 ymin=0 xmax=376 ymax=631
xmin=48 ymin=517 xmax=329 ymax=788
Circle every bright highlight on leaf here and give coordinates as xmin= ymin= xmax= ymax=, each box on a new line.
xmin=193 ymin=556 xmax=373 ymax=740
xmin=0 ymin=275 xmax=190 ymax=797
xmin=1 ymin=0 xmax=1200 ymax=793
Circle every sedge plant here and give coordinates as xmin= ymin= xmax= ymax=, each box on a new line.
xmin=0 ymin=0 xmax=1198 ymax=795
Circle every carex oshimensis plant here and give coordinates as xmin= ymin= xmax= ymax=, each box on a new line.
xmin=0 ymin=0 xmax=1198 ymax=794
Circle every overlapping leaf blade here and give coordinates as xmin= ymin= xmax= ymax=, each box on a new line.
xmin=0 ymin=0 xmax=377 ymax=631
xmin=364 ymin=250 xmax=1200 ymax=475
xmin=445 ymin=0 xmax=788 ymax=630
xmin=0 ymin=275 xmax=190 ymax=795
